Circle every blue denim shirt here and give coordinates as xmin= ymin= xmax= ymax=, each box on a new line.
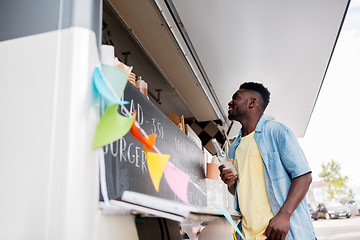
xmin=229 ymin=116 xmax=316 ymax=240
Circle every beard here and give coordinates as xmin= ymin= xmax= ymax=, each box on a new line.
xmin=228 ymin=109 xmax=235 ymax=120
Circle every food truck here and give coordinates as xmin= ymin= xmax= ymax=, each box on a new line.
xmin=0 ymin=0 xmax=350 ymax=239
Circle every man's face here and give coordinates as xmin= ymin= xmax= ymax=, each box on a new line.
xmin=228 ymin=89 xmax=251 ymax=121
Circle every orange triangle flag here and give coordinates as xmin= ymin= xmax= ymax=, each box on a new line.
xmin=145 ymin=147 xmax=170 ymax=192
xmin=130 ymin=112 xmax=157 ymax=152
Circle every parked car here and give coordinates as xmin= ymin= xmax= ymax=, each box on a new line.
xmin=345 ymin=200 xmax=360 ymax=216
xmin=308 ymin=203 xmax=318 ymax=220
xmin=316 ymin=202 xmax=351 ymax=219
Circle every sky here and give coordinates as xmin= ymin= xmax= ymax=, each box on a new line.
xmin=299 ymin=0 xmax=360 ymax=194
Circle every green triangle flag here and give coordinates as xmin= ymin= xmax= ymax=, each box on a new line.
xmin=93 ymin=104 xmax=135 ymax=149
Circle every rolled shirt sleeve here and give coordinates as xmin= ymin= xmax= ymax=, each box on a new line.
xmin=278 ymin=127 xmax=312 ymax=179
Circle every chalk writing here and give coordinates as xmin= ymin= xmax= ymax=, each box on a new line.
xmin=104 ymin=138 xmax=148 ymax=174
xmin=120 ymin=99 xmax=143 ymax=125
xmin=151 ymin=118 xmax=164 ymax=139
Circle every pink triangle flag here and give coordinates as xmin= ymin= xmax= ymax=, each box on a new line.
xmin=164 ymin=164 xmax=190 ymax=205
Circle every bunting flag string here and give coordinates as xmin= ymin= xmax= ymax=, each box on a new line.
xmin=92 ymin=65 xmax=244 ymax=239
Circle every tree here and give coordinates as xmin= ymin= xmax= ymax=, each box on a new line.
xmin=318 ymin=159 xmax=354 ymax=202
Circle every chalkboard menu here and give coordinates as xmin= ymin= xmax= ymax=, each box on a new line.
xmin=102 ymin=82 xmax=207 ymax=209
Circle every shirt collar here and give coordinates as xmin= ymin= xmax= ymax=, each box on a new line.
xmin=237 ymin=115 xmax=267 ymax=137
xmin=255 ymin=115 xmax=267 ymax=133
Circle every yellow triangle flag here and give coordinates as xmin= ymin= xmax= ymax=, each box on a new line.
xmin=145 ymin=147 xmax=170 ymax=192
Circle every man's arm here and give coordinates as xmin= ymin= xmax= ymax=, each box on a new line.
xmin=219 ymin=164 xmax=237 ymax=195
xmin=264 ymin=172 xmax=312 ymax=240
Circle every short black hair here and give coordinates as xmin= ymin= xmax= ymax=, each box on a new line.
xmin=240 ymin=82 xmax=270 ymax=110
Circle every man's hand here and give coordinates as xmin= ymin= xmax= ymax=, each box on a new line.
xmin=264 ymin=211 xmax=290 ymax=240
xmin=219 ymin=163 xmax=237 ymax=195
xmin=264 ymin=172 xmax=312 ymax=240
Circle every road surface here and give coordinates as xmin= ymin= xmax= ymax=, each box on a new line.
xmin=313 ymin=215 xmax=360 ymax=240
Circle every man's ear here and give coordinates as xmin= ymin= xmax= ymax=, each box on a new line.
xmin=249 ymin=98 xmax=256 ymax=108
